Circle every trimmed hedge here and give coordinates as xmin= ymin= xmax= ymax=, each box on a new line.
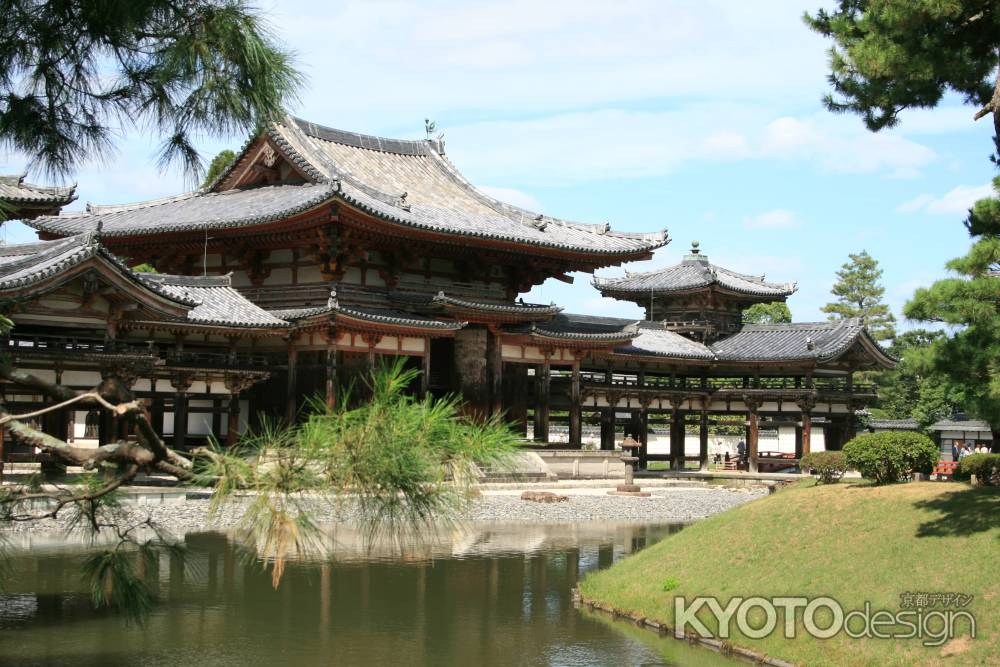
xmin=800 ymin=451 xmax=847 ymax=484
xmin=843 ymin=432 xmax=939 ymax=485
xmin=957 ymin=453 xmax=1000 ymax=486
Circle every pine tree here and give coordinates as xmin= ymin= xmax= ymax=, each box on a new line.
xmin=0 ymin=1 xmax=301 ymax=180
xmin=805 ymin=1 xmax=1000 ymax=163
xmin=822 ymin=251 xmax=896 ymax=341
xmin=905 ymin=176 xmax=1000 ymax=441
xmin=202 ymin=150 xmax=237 ymax=188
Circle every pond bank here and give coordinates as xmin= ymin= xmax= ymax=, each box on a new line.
xmin=1 ymin=484 xmax=768 ymax=536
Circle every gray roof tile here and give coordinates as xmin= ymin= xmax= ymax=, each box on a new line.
xmin=26 ymin=117 xmax=669 ymax=258
xmin=0 ymin=235 xmax=287 ymax=329
xmin=0 ymin=174 xmax=76 ymax=205
xmin=25 ymin=183 xmax=336 ymax=237
xmin=139 ymin=274 xmax=289 ymax=328
xmin=271 ymin=117 xmax=669 ymax=256
xmin=593 ymin=244 xmax=796 ymax=299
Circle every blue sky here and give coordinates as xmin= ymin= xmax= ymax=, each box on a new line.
xmin=2 ymin=0 xmax=995 ymax=328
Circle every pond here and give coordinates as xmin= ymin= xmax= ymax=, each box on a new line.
xmin=1 ymin=523 xmax=741 ymax=666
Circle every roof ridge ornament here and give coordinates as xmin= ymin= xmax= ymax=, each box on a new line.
xmin=395 ymin=191 xmax=411 ymax=211
xmin=85 ymin=220 xmax=103 ymax=248
xmin=327 ymin=287 xmax=339 ymax=309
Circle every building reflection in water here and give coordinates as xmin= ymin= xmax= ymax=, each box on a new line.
xmin=0 ymin=522 xmax=725 ymax=666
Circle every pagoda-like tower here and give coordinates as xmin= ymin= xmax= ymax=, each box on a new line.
xmin=592 ymin=241 xmax=796 ymax=341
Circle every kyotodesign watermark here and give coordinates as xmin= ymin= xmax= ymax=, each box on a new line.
xmin=674 ymin=593 xmax=976 ymax=647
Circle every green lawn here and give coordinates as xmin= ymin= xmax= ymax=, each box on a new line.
xmin=580 ymin=480 xmax=999 ymax=667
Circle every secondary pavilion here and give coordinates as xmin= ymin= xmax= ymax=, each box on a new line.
xmin=0 ymin=116 xmax=894 ymax=474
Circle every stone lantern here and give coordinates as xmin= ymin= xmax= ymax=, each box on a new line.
xmin=608 ymin=435 xmax=650 ymax=497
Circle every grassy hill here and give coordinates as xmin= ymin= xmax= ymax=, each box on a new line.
xmin=579 ymin=481 xmax=998 ymax=667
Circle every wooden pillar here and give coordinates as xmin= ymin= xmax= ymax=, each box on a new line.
xmin=226 ymin=393 xmax=240 ymax=446
xmin=508 ymin=364 xmax=529 ymax=436
xmin=670 ymin=400 xmax=684 ymax=470
xmin=638 ymin=406 xmax=649 ymax=469
xmin=150 ymin=377 xmax=164 ymax=435
xmin=420 ymin=344 xmax=431 ymax=399
xmin=699 ymin=409 xmax=709 ymax=471
xmin=568 ymin=361 xmax=581 ymax=448
xmin=488 ymin=328 xmax=503 ymax=417
xmin=747 ymin=400 xmax=760 ymax=473
xmin=171 ymin=374 xmax=193 ymax=451
xmin=212 ymin=398 xmax=222 ymax=441
xmin=534 ymin=357 xmax=551 ymax=443
xmin=600 ymin=407 xmax=616 ymax=450
xmin=325 ymin=328 xmax=339 ymax=411
xmin=798 ymin=398 xmax=813 ymax=459
xmin=224 ymin=374 xmax=250 ymax=447
xmin=285 ymin=345 xmax=298 ymax=423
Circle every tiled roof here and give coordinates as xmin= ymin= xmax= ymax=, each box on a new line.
xmin=267 ymin=117 xmax=669 ymax=256
xmin=0 ymin=234 xmax=186 ymax=304
xmin=528 ymin=314 xmax=892 ymax=366
xmin=0 ymin=236 xmax=288 ymax=329
xmin=0 ymin=174 xmax=76 ymax=206
xmin=593 ymin=244 xmax=796 ymax=299
xmin=430 ymin=292 xmax=562 ymax=316
xmin=868 ymin=418 xmax=919 ymax=430
xmin=138 ymin=273 xmax=288 ymax=328
xmin=24 ymin=182 xmax=337 ymax=237
xmin=269 ymin=295 xmax=464 ymax=331
xmin=619 ymin=321 xmax=715 ymax=360
xmin=512 ymin=313 xmax=640 ymax=342
xmin=929 ymin=419 xmax=993 ymax=433
xmin=709 ymin=318 xmax=888 ymax=364
xmin=26 ymin=117 xmax=669 ymax=258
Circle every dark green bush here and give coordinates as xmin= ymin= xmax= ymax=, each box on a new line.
xmin=800 ymin=451 xmax=847 ymax=484
xmin=843 ymin=432 xmax=939 ymax=485
xmin=957 ymin=453 xmax=1000 ymax=486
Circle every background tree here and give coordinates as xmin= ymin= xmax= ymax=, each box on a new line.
xmin=905 ymin=176 xmax=1000 ymax=442
xmin=202 ymin=149 xmax=237 ymax=188
xmin=0 ymin=1 xmax=301 ymax=181
xmin=870 ymin=329 xmax=964 ymax=427
xmin=742 ymin=301 xmax=792 ymax=325
xmin=822 ymin=250 xmax=897 ymax=341
xmin=805 ymin=1 xmax=1000 ymax=162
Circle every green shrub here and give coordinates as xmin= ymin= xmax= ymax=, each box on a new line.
xmin=800 ymin=451 xmax=847 ymax=484
xmin=661 ymin=576 xmax=680 ymax=592
xmin=957 ymin=453 xmax=1000 ymax=486
xmin=843 ymin=432 xmax=939 ymax=485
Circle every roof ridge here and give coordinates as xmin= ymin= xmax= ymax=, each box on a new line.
xmin=427 ymin=148 xmax=643 ymax=236
xmin=139 ymin=273 xmax=233 ymax=288
xmin=713 ymin=264 xmax=793 ymax=288
xmin=86 ymin=190 xmax=200 ymax=215
xmin=290 ymin=116 xmax=436 ymax=156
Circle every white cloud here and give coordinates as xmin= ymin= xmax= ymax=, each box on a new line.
xmin=743 ymin=209 xmax=800 ymax=229
xmin=897 ymin=194 xmax=935 ymax=213
xmin=760 ymin=116 xmax=935 ymax=175
xmin=477 ymin=186 xmax=544 ymax=212
xmin=270 ymin=0 xmax=830 ymax=122
xmin=896 ymin=183 xmax=993 ymax=215
xmin=444 ymin=108 xmax=937 ymax=186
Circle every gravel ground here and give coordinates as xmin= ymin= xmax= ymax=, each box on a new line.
xmin=1 ymin=485 xmax=768 ymax=537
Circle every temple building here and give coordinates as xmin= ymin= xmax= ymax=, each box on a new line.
xmin=0 ymin=174 xmax=76 ymax=220
xmin=0 ymin=117 xmax=894 ymax=473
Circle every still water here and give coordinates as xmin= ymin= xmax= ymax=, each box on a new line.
xmin=0 ymin=523 xmax=739 ymax=666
